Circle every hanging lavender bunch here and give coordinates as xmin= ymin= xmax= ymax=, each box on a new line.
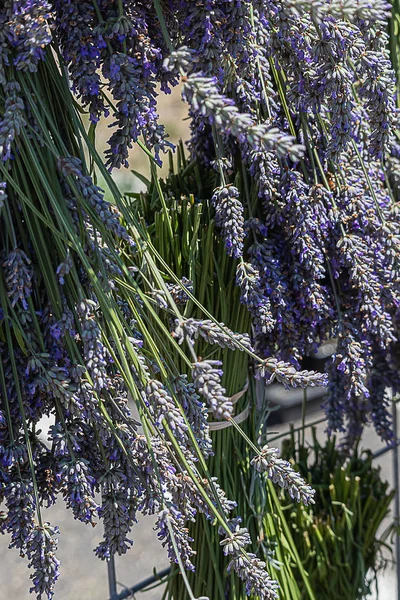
xmin=159 ymin=0 xmax=399 ymax=448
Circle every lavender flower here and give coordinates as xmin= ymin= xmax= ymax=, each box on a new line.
xmin=227 ymin=552 xmax=279 ymax=600
xmin=57 ymin=156 xmax=135 ymax=245
xmin=166 ymin=277 xmax=193 ymax=306
xmin=77 ymin=299 xmax=111 ymax=392
xmin=156 ymin=504 xmax=195 ymax=571
xmin=95 ymin=469 xmax=136 ymax=559
xmin=58 ymin=459 xmax=98 ymax=524
xmin=152 ymin=277 xmax=193 ymax=309
xmin=211 ymin=185 xmax=245 ymax=258
xmin=251 ymin=445 xmax=315 ymax=505
xmin=56 ymin=251 xmax=74 ymax=285
xmin=173 ymin=375 xmax=212 ymax=458
xmin=181 ymin=475 xmax=236 ymax=522
xmin=3 ymin=248 xmax=33 ymax=310
xmin=358 ymin=48 xmax=397 ymax=158
xmin=145 ymin=379 xmax=188 ymax=442
xmin=53 ymin=0 xmax=107 ymax=123
xmin=27 ymin=523 xmax=60 ymax=600
xmin=220 ymin=522 xmax=251 ymax=556
xmin=192 ymin=360 xmax=233 ymax=420
xmin=181 ymin=74 xmax=304 ymax=160
xmin=255 ymin=357 xmax=328 ymax=389
xmin=174 ymin=318 xmax=252 ymax=352
xmin=236 ymin=262 xmax=275 ymax=334
xmin=11 ymin=1 xmax=52 ymax=72
xmin=284 ymin=0 xmax=392 ymax=23
xmin=0 ymin=81 xmax=26 ymax=162
xmin=5 ymin=479 xmax=36 ymax=553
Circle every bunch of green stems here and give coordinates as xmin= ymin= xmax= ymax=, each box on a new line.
xmin=281 ymin=429 xmax=395 ymax=599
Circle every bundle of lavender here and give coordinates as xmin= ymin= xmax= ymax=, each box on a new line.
xmin=51 ymin=0 xmax=399 ymax=446
xmin=158 ymin=2 xmax=400 ymax=450
xmin=122 ymin=0 xmax=399 ymax=595
xmin=0 ymin=4 xmax=325 ymax=600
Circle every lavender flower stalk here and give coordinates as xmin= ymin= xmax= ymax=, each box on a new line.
xmin=251 ymin=445 xmax=315 ymax=505
xmin=192 ymin=360 xmax=233 ymax=420
xmin=174 ymin=318 xmax=252 ymax=352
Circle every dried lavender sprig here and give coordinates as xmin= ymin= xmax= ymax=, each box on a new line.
xmin=181 ymin=75 xmax=304 ymax=160
xmin=77 ymin=299 xmax=111 ymax=392
xmin=173 ymin=375 xmax=212 ymax=458
xmin=145 ymin=378 xmax=188 ymax=442
xmin=152 ymin=277 xmax=193 ymax=309
xmin=58 ymin=459 xmax=98 ymax=524
xmin=174 ymin=318 xmax=252 ymax=352
xmin=5 ymin=479 xmax=36 ymax=553
xmin=211 ymin=185 xmax=245 ymax=258
xmin=192 ymin=360 xmax=233 ymax=420
xmin=56 ymin=251 xmax=73 ymax=285
xmin=255 ymin=358 xmax=328 ymax=389
xmin=27 ymin=523 xmax=60 ymax=600
xmin=95 ymin=469 xmax=136 ymax=560
xmin=162 ymin=46 xmax=194 ymax=77
xmin=236 ymin=262 xmax=275 ymax=334
xmin=0 ymin=81 xmax=26 ymax=162
xmin=220 ymin=522 xmax=251 ymax=556
xmin=251 ymin=445 xmax=315 ymax=505
xmin=3 ymin=248 xmax=33 ymax=310
xmin=11 ymin=1 xmax=52 ymax=72
xmin=227 ymin=552 xmax=279 ymax=600
xmin=57 ymin=156 xmax=135 ymax=245
xmin=156 ymin=504 xmax=195 ymax=572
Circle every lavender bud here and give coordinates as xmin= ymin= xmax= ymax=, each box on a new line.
xmin=27 ymin=523 xmax=60 ymax=600
xmin=192 ymin=360 xmax=233 ymax=420
xmin=254 ymin=358 xmax=328 ymax=389
xmin=211 ymin=185 xmax=245 ymax=258
xmin=251 ymin=445 xmax=315 ymax=505
xmin=3 ymin=248 xmax=33 ymax=310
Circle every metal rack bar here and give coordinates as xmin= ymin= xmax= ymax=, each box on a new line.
xmin=108 ymin=555 xmax=118 ymax=600
xmin=107 ymin=562 xmax=170 ymax=600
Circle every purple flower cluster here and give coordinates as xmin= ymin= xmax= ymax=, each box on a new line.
xmin=161 ymin=1 xmax=399 ymax=448
xmin=3 ymin=248 xmax=33 ymax=310
xmin=192 ymin=360 xmax=233 ymax=420
xmin=211 ymin=185 xmax=245 ymax=258
xmin=54 ymin=0 xmax=175 ymax=168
